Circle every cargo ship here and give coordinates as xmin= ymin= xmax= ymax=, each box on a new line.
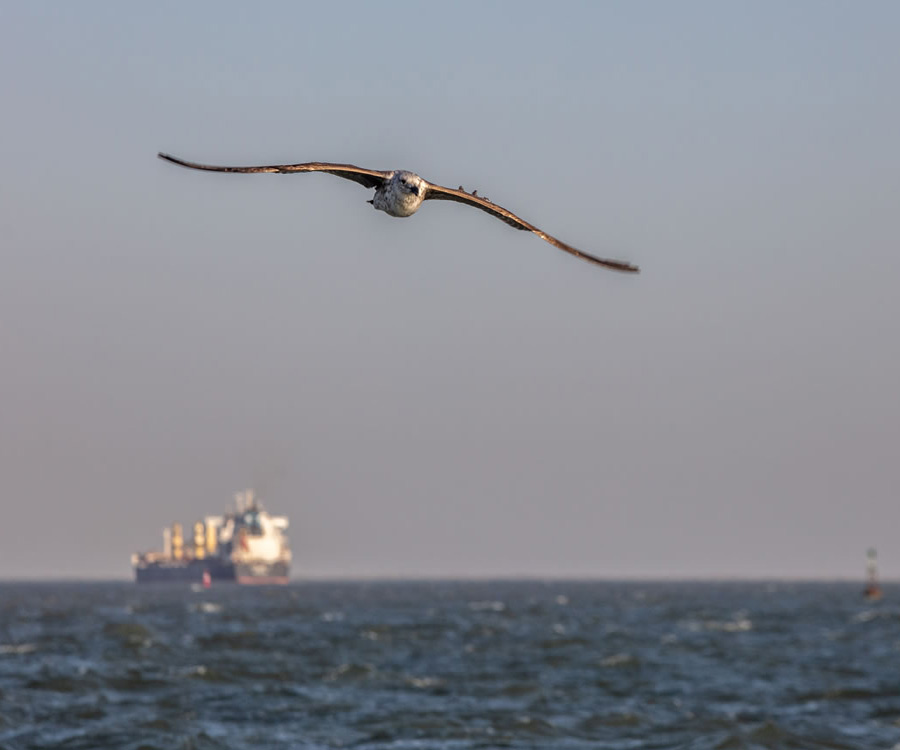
xmin=132 ymin=489 xmax=291 ymax=584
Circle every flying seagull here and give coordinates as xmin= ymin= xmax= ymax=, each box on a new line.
xmin=157 ymin=153 xmax=640 ymax=273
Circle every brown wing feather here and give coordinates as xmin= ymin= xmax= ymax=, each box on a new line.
xmin=423 ymin=183 xmax=639 ymax=273
xmin=157 ymin=153 xmax=389 ymax=189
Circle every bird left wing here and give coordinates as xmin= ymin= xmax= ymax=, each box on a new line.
xmin=157 ymin=153 xmax=390 ymax=189
xmin=422 ymin=182 xmax=640 ymax=272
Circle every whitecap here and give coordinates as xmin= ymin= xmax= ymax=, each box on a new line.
xmin=0 ymin=643 xmax=37 ymax=655
xmin=720 ymin=618 xmax=753 ymax=632
xmin=406 ymin=675 xmax=443 ymax=689
xmin=600 ymin=652 xmax=635 ymax=667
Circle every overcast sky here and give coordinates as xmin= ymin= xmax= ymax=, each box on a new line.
xmin=2 ymin=1 xmax=898 ymax=580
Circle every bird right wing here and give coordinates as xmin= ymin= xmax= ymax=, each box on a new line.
xmin=157 ymin=153 xmax=390 ymax=189
xmin=422 ymin=182 xmax=640 ymax=272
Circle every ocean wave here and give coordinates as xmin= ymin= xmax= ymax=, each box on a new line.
xmin=2 ymin=581 xmax=898 ymax=749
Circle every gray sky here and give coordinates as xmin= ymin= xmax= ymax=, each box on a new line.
xmin=2 ymin=1 xmax=899 ymax=580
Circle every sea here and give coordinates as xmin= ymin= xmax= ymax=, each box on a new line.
xmin=0 ymin=581 xmax=897 ymax=749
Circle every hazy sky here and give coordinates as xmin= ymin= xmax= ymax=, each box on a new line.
xmin=2 ymin=2 xmax=899 ymax=580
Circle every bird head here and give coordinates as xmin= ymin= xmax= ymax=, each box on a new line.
xmin=394 ymin=171 xmax=423 ymax=197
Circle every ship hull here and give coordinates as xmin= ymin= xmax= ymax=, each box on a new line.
xmin=233 ymin=561 xmax=290 ymax=585
xmin=134 ymin=558 xmax=288 ymax=584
